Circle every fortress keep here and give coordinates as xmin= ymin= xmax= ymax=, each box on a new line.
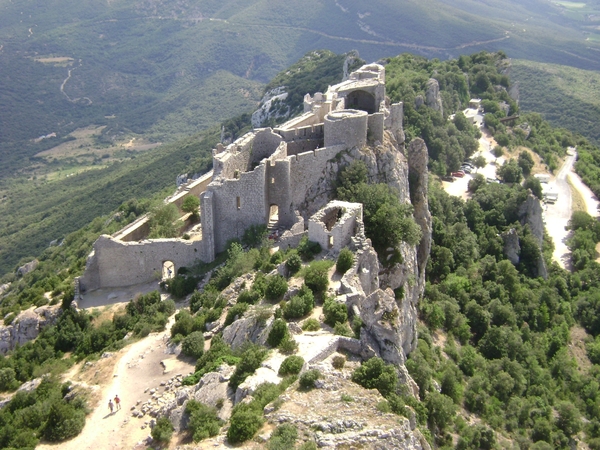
xmin=80 ymin=64 xmax=409 ymax=291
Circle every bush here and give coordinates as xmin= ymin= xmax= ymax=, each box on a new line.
xmin=265 ymin=275 xmax=288 ymax=301
xmin=351 ymin=357 xmax=398 ymax=397
xmin=282 ymin=285 xmax=315 ymax=320
xmin=278 ymin=336 xmax=298 ymax=354
xmin=278 ymin=355 xmax=304 ymax=376
xmin=285 ymin=252 xmax=302 ymax=275
xmin=323 ymin=297 xmax=348 ymax=327
xmin=302 ymin=318 xmax=321 ymax=331
xmin=267 ymin=423 xmax=298 ymax=450
xmin=185 ymin=400 xmax=223 ymax=442
xmin=229 ymin=344 xmax=269 ymax=389
xmin=224 ymin=303 xmax=248 ymax=326
xmin=151 ymin=416 xmax=174 ymax=444
xmin=43 ymin=402 xmax=86 ymax=441
xmin=298 ymin=237 xmax=322 ymax=260
xmin=0 ymin=367 xmax=19 ymax=391
xmin=181 ymin=331 xmax=205 ymax=359
xmin=332 ymin=356 xmax=346 ymax=370
xmin=333 ymin=322 xmax=353 ymax=336
xmin=227 ymin=403 xmax=264 ymax=444
xmin=304 ymin=260 xmax=332 ymax=294
xmin=336 ymin=248 xmax=354 ymax=274
xmin=237 ymin=289 xmax=261 ymax=304
xmin=299 ymin=369 xmax=320 ymax=389
xmin=267 ymin=319 xmax=289 ymax=348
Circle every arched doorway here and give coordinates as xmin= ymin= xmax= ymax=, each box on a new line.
xmin=268 ymin=204 xmax=279 ymax=228
xmin=162 ymin=261 xmax=175 ymax=280
xmin=346 ymin=90 xmax=376 ymax=114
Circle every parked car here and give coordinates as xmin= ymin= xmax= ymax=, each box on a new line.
xmin=441 ymin=176 xmax=455 ymax=182
xmin=462 ymin=162 xmax=475 ymax=169
xmin=451 ymin=171 xmax=465 ymax=178
xmin=461 ymin=166 xmax=472 ymax=173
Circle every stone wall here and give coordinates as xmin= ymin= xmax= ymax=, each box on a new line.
xmin=308 ymin=201 xmax=362 ymax=254
xmin=367 ymin=112 xmax=384 ymax=143
xmin=208 ymin=163 xmax=269 ymax=253
xmin=324 ymin=110 xmax=368 ymax=149
xmin=79 ymin=235 xmax=206 ymax=291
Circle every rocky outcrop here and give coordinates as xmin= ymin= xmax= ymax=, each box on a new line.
xmin=0 ymin=283 xmax=10 ymax=297
xmin=17 ymin=259 xmax=39 ymax=277
xmin=425 ymin=78 xmax=443 ymax=116
xmin=222 ymin=312 xmax=274 ymax=350
xmin=502 ymin=228 xmax=520 ymax=265
xmin=0 ymin=305 xmax=61 ymax=354
xmin=519 ymin=193 xmax=548 ymax=279
xmin=251 ymin=87 xmax=290 ymax=128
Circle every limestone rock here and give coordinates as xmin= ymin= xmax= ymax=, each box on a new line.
xmin=425 ymin=79 xmax=443 ymax=115
xmin=17 ymin=259 xmax=39 ymax=277
xmin=251 ymin=87 xmax=290 ymax=128
xmin=518 ymin=193 xmax=548 ymax=279
xmin=0 ymin=283 xmax=10 ymax=297
xmin=222 ymin=311 xmax=273 ymax=349
xmin=502 ymin=228 xmax=521 ymax=265
xmin=0 ymin=304 xmax=61 ymax=354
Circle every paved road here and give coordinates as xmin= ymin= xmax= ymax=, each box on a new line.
xmin=545 ymin=153 xmax=576 ymax=269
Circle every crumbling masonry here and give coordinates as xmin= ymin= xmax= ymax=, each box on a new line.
xmin=80 ymin=64 xmax=410 ymax=291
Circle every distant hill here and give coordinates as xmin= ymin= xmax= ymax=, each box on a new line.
xmin=511 ymin=59 xmax=600 ymax=145
xmin=1 ymin=0 xmax=599 ymax=169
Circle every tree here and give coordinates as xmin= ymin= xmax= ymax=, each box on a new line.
xmin=182 ymin=195 xmax=200 ymax=220
xmin=492 ymin=145 xmax=504 ymax=162
xmin=523 ymin=177 xmax=543 ymax=199
xmin=496 ymin=159 xmax=522 ymax=183
xmin=336 ymin=248 xmax=354 ymax=274
xmin=518 ymin=151 xmax=535 ymax=176
xmin=473 ymin=155 xmax=487 ymax=173
xmin=351 ymin=357 xmax=398 ymax=397
xmin=181 ymin=331 xmax=205 ymax=359
xmin=148 ymin=204 xmax=180 ymax=238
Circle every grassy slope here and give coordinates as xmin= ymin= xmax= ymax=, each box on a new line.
xmin=511 ymin=59 xmax=600 ymax=145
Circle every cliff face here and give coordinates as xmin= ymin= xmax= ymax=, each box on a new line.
xmin=0 ymin=305 xmax=61 ymax=355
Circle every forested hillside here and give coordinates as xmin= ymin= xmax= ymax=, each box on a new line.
xmin=512 ymin=59 xmax=600 ymax=146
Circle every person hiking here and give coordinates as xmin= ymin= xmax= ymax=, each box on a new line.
xmin=108 ymin=399 xmax=114 ymax=414
xmin=114 ymin=395 xmax=121 ymax=410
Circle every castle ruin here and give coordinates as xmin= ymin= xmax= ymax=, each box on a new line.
xmin=80 ymin=64 xmax=409 ymax=291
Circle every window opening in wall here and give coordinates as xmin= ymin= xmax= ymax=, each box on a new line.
xmin=271 ymin=177 xmax=275 ymax=184
xmin=328 ymin=235 xmax=334 ymax=249
xmin=236 ymin=197 xmax=241 ymax=210
xmin=162 ymin=261 xmax=175 ymax=280
xmin=234 ymin=170 xmax=240 ymax=179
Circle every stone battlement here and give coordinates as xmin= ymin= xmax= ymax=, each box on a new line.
xmin=81 ymin=63 xmax=406 ymax=291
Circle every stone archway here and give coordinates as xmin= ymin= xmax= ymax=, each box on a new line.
xmin=162 ymin=261 xmax=175 ymax=280
xmin=346 ymin=90 xmax=376 ymax=114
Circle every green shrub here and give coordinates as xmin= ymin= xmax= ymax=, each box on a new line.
xmin=304 ymin=260 xmax=332 ymax=294
xmin=278 ymin=355 xmax=304 ymax=376
xmin=298 ymin=442 xmax=318 ymax=450
xmin=229 ymin=344 xmax=269 ymax=389
xmin=285 ymin=252 xmax=302 ymax=275
xmin=270 ymin=251 xmax=284 ymax=265
xmin=278 ymin=336 xmax=298 ymax=354
xmin=0 ymin=367 xmax=19 ymax=391
xmin=267 ymin=319 xmax=289 ymax=348
xmin=299 ymin=369 xmax=320 ymax=389
xmin=241 ymin=224 xmax=268 ymax=248
xmin=237 ymin=289 xmax=261 ymax=305
xmin=323 ymin=297 xmax=348 ymax=327
xmin=351 ymin=357 xmax=398 ymax=397
xmin=336 ymin=248 xmax=354 ymax=274
xmin=332 ymin=356 xmax=346 ymax=370
xmin=333 ymin=322 xmax=353 ymax=337
xmin=224 ymin=303 xmax=248 ymax=326
xmin=298 ymin=236 xmax=322 ymax=260
xmin=171 ymin=310 xmax=194 ymax=338
xmin=227 ymin=403 xmax=264 ymax=444
xmin=181 ymin=331 xmax=205 ymax=359
xmin=302 ymin=318 xmax=321 ymax=331
xmin=185 ymin=400 xmax=223 ymax=442
xmin=282 ymin=285 xmax=315 ymax=320
xmin=265 ymin=275 xmax=288 ymax=301
xmin=267 ymin=423 xmax=298 ymax=450
xmin=151 ymin=416 xmax=174 ymax=444
xmin=43 ymin=402 xmax=86 ymax=442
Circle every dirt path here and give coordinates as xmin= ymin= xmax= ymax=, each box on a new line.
xmin=38 ymin=315 xmax=195 ymax=450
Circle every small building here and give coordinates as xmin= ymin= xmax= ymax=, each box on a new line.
xmin=308 ymin=201 xmax=363 ymax=254
xmin=469 ymin=98 xmax=482 ymax=109
xmin=534 ymin=174 xmax=550 ymax=184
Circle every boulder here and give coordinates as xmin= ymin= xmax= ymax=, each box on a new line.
xmin=17 ymin=259 xmax=39 ymax=277
xmin=425 ymin=78 xmax=443 ymax=115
